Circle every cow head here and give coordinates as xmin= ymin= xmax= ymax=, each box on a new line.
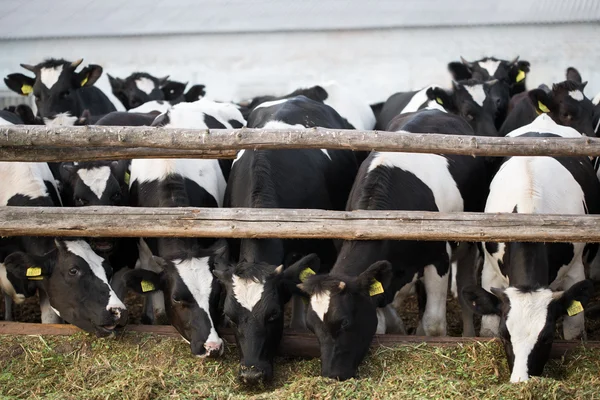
xmin=1 ymin=239 xmax=127 ymax=336
xmin=529 ymin=76 xmax=596 ymax=137
xmin=298 ymin=260 xmax=393 ymax=381
xmin=4 ymin=58 xmax=103 ymax=125
xmin=427 ymin=80 xmax=504 ymax=136
xmin=59 ymin=160 xmax=129 ymax=255
xmin=463 ymin=280 xmax=594 ymax=383
xmin=448 ymin=56 xmax=530 ymax=95
xmin=212 ymin=253 xmax=320 ymax=384
xmin=108 ymin=72 xmax=168 ymax=110
xmin=124 ymin=240 xmax=227 ymax=358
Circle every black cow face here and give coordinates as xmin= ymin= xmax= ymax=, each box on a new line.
xmin=463 ymin=280 xmax=594 ymax=383
xmin=124 ymin=241 xmax=226 ymax=358
xmin=4 ymin=58 xmax=103 ymax=124
xmin=59 ymin=160 xmax=129 ymax=255
xmin=2 ymin=239 xmax=128 ymax=336
xmin=448 ymin=56 xmax=530 ymax=95
xmin=529 ymin=79 xmax=596 ymax=137
xmin=108 ymin=72 xmax=168 ymax=110
xmin=427 ymin=80 xmax=503 ymax=136
xmin=298 ymin=261 xmax=393 ymax=381
xmin=212 ymin=253 xmax=320 ymax=384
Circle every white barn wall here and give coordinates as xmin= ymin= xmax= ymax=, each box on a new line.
xmin=1 ymin=23 xmax=599 ymax=108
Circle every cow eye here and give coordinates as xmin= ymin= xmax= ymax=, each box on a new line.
xmin=68 ymin=267 xmax=79 ymax=276
xmin=111 ymin=192 xmax=122 ymax=202
xmin=75 ymin=198 xmax=88 ymax=206
xmin=465 ymin=113 xmax=475 ymax=121
xmin=340 ymin=319 xmax=351 ymax=331
xmin=266 ymin=311 xmax=281 ymax=323
xmin=60 ymin=91 xmax=70 ymax=99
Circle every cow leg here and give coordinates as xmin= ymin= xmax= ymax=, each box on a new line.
xmin=39 ymin=290 xmax=61 ymax=324
xmin=589 ymin=252 xmax=600 ymax=281
xmin=4 ymin=294 xmax=13 ymax=321
xmin=110 ymin=267 xmax=129 ymax=305
xmin=290 ymin=295 xmax=307 ymax=331
xmin=376 ymin=303 xmax=406 ymax=335
xmin=456 ymin=242 xmax=481 ymax=337
xmin=561 ymin=262 xmax=587 ymax=340
xmin=480 ymin=258 xmax=506 ymax=337
xmin=416 ymin=262 xmax=449 ymax=337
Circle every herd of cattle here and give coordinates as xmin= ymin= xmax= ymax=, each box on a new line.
xmin=1 ymin=56 xmax=600 ymax=385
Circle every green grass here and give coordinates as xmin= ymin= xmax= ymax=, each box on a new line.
xmin=1 ymin=333 xmax=600 ymax=400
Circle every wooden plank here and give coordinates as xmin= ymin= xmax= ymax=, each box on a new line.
xmin=0 ymin=322 xmax=594 ymax=359
xmin=1 ymin=125 xmax=600 ymax=159
xmin=2 ymin=206 xmax=600 ymax=242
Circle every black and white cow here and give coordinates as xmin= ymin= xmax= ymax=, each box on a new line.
xmin=108 ymin=72 xmax=205 ymax=110
xmin=500 ymin=68 xmax=596 ymax=137
xmin=238 ymin=81 xmax=376 ymax=131
xmin=212 ymin=95 xmax=359 ymax=384
xmin=463 ymin=114 xmax=599 ymax=383
xmin=377 ymin=80 xmax=507 ymax=134
xmin=297 ymin=109 xmax=490 ymax=380
xmin=448 ymin=56 xmax=530 ymax=96
xmin=0 ymin=162 xmax=128 ymax=335
xmin=2 ymin=104 xmax=42 ymax=125
xmin=121 ymin=99 xmax=246 ymax=357
xmin=94 ymin=111 xmax=161 ymax=127
xmin=4 ymin=58 xmax=115 ymax=125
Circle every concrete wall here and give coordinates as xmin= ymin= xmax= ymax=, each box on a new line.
xmin=1 ymin=22 xmax=599 ymax=110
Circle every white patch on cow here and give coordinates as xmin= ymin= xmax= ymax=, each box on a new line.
xmin=318 ymin=81 xmax=376 ymax=130
xmin=130 ymin=158 xmax=226 ymax=207
xmin=506 ymin=114 xmax=582 ymax=138
xmin=504 ymin=287 xmax=554 ymax=383
xmin=0 ymin=263 xmax=26 ymax=304
xmin=262 ymin=120 xmax=331 ymax=160
xmin=232 ymin=149 xmax=245 ymax=166
xmin=400 ymin=85 xmax=440 ymax=114
xmin=65 ymin=240 xmax=125 ymax=312
xmin=44 ymin=113 xmax=78 ymax=127
xmin=0 ymin=162 xmax=57 ymax=205
xmin=165 ymin=98 xmax=245 ymax=129
xmin=173 ymin=257 xmax=222 ymax=347
xmin=129 ymin=100 xmax=172 ymax=114
xmin=450 ymin=260 xmax=458 ymax=298
xmin=135 ymin=77 xmax=157 ymax=95
xmin=478 ymin=59 xmax=501 ymax=77
xmin=593 ymin=92 xmax=600 ymax=106
xmin=50 ymin=306 xmax=62 ymax=318
xmin=310 ymin=290 xmax=331 ymax=321
xmin=77 ymin=166 xmax=111 ymax=200
xmin=464 ymin=84 xmax=486 ymax=107
xmin=232 ymin=274 xmax=265 ymax=311
xmin=254 ymin=98 xmax=289 ymax=110
xmin=367 ymin=152 xmax=464 ymax=212
xmin=423 ymin=100 xmax=447 ymax=113
xmin=40 ymin=66 xmax=63 ymax=89
xmin=0 ymin=117 xmax=14 ymax=126
xmin=568 ymin=90 xmax=584 ymax=102
xmin=595 ymin=116 xmax=600 ymax=137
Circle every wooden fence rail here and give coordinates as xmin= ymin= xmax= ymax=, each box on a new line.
xmin=2 ymin=206 xmax=600 ymax=242
xmin=1 ymin=125 xmax=600 ymax=161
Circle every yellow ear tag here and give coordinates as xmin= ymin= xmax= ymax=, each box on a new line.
xmin=516 ymin=70 xmax=526 ymax=83
xmin=299 ymin=267 xmax=316 ymax=282
xmin=141 ymin=280 xmax=155 ymax=293
xmin=538 ymin=101 xmax=550 ymax=113
xmin=567 ymin=300 xmax=584 ymax=317
xmin=26 ymin=267 xmax=42 ymax=277
xmin=124 ymin=171 xmax=130 ymax=186
xmin=21 ymin=84 xmax=33 ymax=95
xmin=80 ymin=75 xmax=89 ymax=87
xmin=369 ymin=279 xmax=384 ymax=296
xmin=436 ymin=97 xmax=444 ymax=105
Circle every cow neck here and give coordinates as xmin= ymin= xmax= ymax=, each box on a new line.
xmin=332 ymin=240 xmax=387 ymax=277
xmin=239 ymin=238 xmax=284 ymax=266
xmin=506 ymin=242 xmax=549 ymax=287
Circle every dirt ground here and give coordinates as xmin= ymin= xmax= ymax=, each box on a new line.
xmin=3 ymin=281 xmax=600 ymax=339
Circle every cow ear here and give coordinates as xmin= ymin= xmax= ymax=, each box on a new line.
xmin=529 ymin=88 xmax=556 ymax=115
xmin=508 ymin=60 xmax=530 ymax=84
xmin=357 ymin=260 xmax=393 ymax=297
xmin=184 ymin=84 xmax=206 ymax=102
xmin=4 ymin=73 xmax=36 ymax=96
xmin=566 ymin=67 xmax=583 ymax=84
xmin=426 ymin=87 xmax=455 ymax=112
xmin=552 ymin=280 xmax=594 ymax=318
xmin=77 ymin=64 xmax=103 ymax=87
xmin=123 ymin=269 xmax=163 ymax=294
xmin=160 ymin=81 xmax=186 ymax=101
xmin=212 ymin=257 xmax=234 ymax=284
xmin=586 ymin=304 xmax=600 ymax=320
xmin=107 ymin=74 xmax=123 ymax=91
xmin=447 ymin=62 xmax=472 ymax=81
xmin=282 ymin=253 xmax=321 ymax=283
xmin=3 ymin=251 xmax=53 ymax=282
xmin=109 ymin=160 xmax=129 ymax=185
xmin=462 ymin=286 xmax=503 ymax=316
xmin=59 ymin=163 xmax=76 ymax=183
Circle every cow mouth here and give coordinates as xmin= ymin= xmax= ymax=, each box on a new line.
xmin=91 ymin=240 xmax=114 ymax=253
xmin=94 ymin=324 xmax=121 ymax=337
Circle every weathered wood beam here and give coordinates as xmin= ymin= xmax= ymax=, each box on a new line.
xmin=0 ymin=322 xmax=591 ymax=359
xmin=1 ymin=125 xmax=600 ymax=159
xmin=1 ymin=206 xmax=600 ymax=242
